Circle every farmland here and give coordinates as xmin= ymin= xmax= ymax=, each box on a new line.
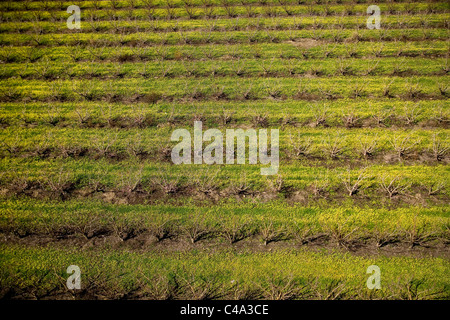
xmin=0 ymin=0 xmax=449 ymax=300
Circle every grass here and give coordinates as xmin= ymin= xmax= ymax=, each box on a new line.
xmin=1 ymin=244 xmax=449 ymax=299
xmin=1 ymin=100 xmax=448 ymax=125
xmin=1 ymin=29 xmax=449 ymax=47
xmin=1 ymin=125 xmax=448 ymax=168
xmin=1 ymin=41 xmax=448 ymax=64
xmin=0 ymin=0 xmax=448 ymax=300
xmin=2 ymin=13 xmax=448 ymax=34
xmin=0 ymin=156 xmax=448 ymax=193
xmin=1 ymin=76 xmax=448 ymax=103
xmin=1 ymin=57 xmax=447 ymax=80
xmin=0 ymin=198 xmax=448 ymax=242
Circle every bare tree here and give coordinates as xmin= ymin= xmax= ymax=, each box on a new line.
xmin=369 ymin=43 xmax=384 ymax=58
xmin=290 ymin=134 xmax=313 ymax=158
xmin=231 ymin=57 xmax=246 ymax=76
xmin=152 ymin=169 xmax=181 ymax=194
xmin=335 ymin=58 xmax=353 ymax=76
xmin=431 ymin=105 xmax=449 ymax=124
xmin=311 ymin=278 xmax=347 ymax=300
xmin=437 ymin=82 xmax=448 ymax=97
xmin=289 ymin=221 xmax=315 ymax=245
xmin=404 ymin=81 xmax=422 ymax=99
xmin=183 ymin=212 xmax=210 ymax=244
xmin=259 ymin=220 xmax=285 ymax=246
xmin=92 ymin=132 xmax=118 ymax=157
xmin=258 ymin=275 xmax=308 ymax=300
xmin=358 ymin=135 xmax=377 ymax=159
xmin=184 ymin=0 xmax=198 ymax=19
xmin=372 ymin=108 xmax=392 ymax=127
xmin=151 ymin=217 xmax=177 ymax=242
xmin=230 ymin=173 xmax=253 ymax=195
xmin=241 ymin=0 xmax=256 ymax=17
xmin=323 ymin=132 xmax=345 ymax=159
xmin=341 ymin=168 xmax=369 ymax=196
xmin=277 ymin=0 xmax=294 ymax=16
xmin=251 ymin=112 xmax=269 ymax=128
xmin=46 ymin=166 xmax=73 ymax=199
xmin=403 ymin=104 xmax=422 ymax=126
xmin=390 ymin=134 xmax=419 ymax=161
xmin=430 ymin=133 xmax=448 ymax=161
xmin=351 ymin=82 xmax=366 ymax=98
xmin=118 ymin=164 xmax=144 ymax=194
xmin=2 ymin=133 xmax=20 ymax=155
xmin=363 ymin=59 xmax=380 ymax=76
xmin=265 ymin=175 xmax=288 ymax=194
xmin=220 ymin=0 xmax=237 ymax=18
xmin=373 ymin=227 xmax=400 ymax=248
xmin=309 ymin=104 xmax=328 ymax=127
xmin=75 ymin=106 xmax=91 ymax=125
xmin=421 ymin=180 xmax=445 ymax=196
xmin=180 ymin=270 xmax=223 ymax=299
xmin=342 ymin=111 xmax=360 ymax=128
xmin=220 ymin=216 xmax=252 ymax=244
xmin=382 ymin=79 xmax=395 ymax=98
xmin=310 ymin=171 xmax=330 ymax=198
xmin=405 ymin=219 xmax=435 ymax=249
xmin=219 ymin=107 xmax=234 ymax=125
xmin=379 ymin=175 xmax=411 ymax=199
xmin=193 ymin=168 xmax=220 ymax=195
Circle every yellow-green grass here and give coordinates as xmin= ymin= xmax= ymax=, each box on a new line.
xmin=2 ymin=13 xmax=448 ymax=34
xmin=0 ymin=0 xmax=448 ymax=301
xmin=0 ymin=244 xmax=449 ymax=299
xmin=1 ymin=125 xmax=448 ymax=159
xmin=2 ymin=2 xmax=448 ymax=21
xmin=1 ymin=157 xmax=448 ymax=196
xmin=2 ymin=100 xmax=448 ymax=127
xmin=1 ymin=57 xmax=447 ymax=80
xmin=1 ymin=41 xmax=448 ymax=64
xmin=1 ymin=28 xmax=448 ymax=46
xmin=0 ymin=197 xmax=448 ymax=240
xmin=1 ymin=76 xmax=448 ymax=102
xmin=2 ymin=0 xmax=445 ymax=11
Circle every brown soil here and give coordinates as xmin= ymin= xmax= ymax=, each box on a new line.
xmin=2 ymin=232 xmax=449 ymax=259
xmin=1 ymin=176 xmax=448 ymax=208
xmin=2 ymin=91 xmax=448 ymax=104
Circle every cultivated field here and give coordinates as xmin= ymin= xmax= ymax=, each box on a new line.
xmin=0 ymin=0 xmax=449 ymax=300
